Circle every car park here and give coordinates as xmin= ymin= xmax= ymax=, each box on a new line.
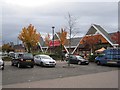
xmin=34 ymin=54 xmax=56 ymax=67
xmin=11 ymin=53 xmax=34 ymax=68
xmin=66 ymin=55 xmax=89 ymax=65
xmin=0 ymin=58 xmax=4 ymax=70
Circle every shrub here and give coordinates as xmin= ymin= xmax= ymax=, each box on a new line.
xmin=32 ymin=52 xmax=61 ymax=60
xmin=2 ymin=56 xmax=12 ymax=61
xmin=88 ymin=55 xmax=98 ymax=62
xmin=49 ymin=54 xmax=61 ymax=60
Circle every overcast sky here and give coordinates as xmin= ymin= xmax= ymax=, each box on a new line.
xmin=0 ymin=0 xmax=119 ymax=45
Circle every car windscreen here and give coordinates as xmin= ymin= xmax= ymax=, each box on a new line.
xmin=15 ymin=53 xmax=23 ymax=58
xmin=98 ymin=54 xmax=105 ymax=57
xmin=23 ymin=53 xmax=33 ymax=58
xmin=40 ymin=56 xmax=51 ymax=59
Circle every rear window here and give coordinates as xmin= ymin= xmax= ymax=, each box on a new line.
xmin=76 ymin=56 xmax=83 ymax=59
xmin=15 ymin=53 xmax=23 ymax=58
xmin=70 ymin=55 xmax=77 ymax=59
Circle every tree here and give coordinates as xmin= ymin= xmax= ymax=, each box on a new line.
xmin=111 ymin=31 xmax=120 ymax=46
xmin=45 ymin=33 xmax=51 ymax=46
xmin=58 ymin=28 xmax=68 ymax=46
xmin=18 ymin=24 xmax=40 ymax=53
xmin=57 ymin=28 xmax=68 ymax=60
xmin=2 ymin=43 xmax=14 ymax=52
xmin=65 ymin=13 xmax=79 ymax=66
xmin=66 ymin=13 xmax=78 ymax=38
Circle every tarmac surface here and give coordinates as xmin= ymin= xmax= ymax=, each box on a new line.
xmin=3 ymin=70 xmax=118 ymax=88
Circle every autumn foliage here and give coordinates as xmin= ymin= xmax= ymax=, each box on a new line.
xmin=111 ymin=31 xmax=120 ymax=45
xmin=80 ymin=34 xmax=108 ymax=52
xmin=57 ymin=28 xmax=68 ymax=45
xmin=18 ymin=24 xmax=40 ymax=52
xmin=80 ymin=34 xmax=108 ymax=44
xmin=2 ymin=43 xmax=14 ymax=52
xmin=45 ymin=33 xmax=51 ymax=46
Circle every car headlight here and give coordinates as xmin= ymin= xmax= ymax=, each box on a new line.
xmin=0 ymin=61 xmax=3 ymax=65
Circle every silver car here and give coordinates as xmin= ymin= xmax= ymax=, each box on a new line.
xmin=34 ymin=55 xmax=56 ymax=67
xmin=0 ymin=59 xmax=4 ymax=70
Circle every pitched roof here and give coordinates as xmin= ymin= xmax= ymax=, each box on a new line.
xmin=66 ymin=37 xmax=82 ymax=46
xmin=72 ymin=24 xmax=118 ymax=54
xmin=86 ymin=24 xmax=118 ymax=47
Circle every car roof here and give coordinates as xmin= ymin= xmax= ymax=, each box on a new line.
xmin=70 ymin=55 xmax=83 ymax=57
xmin=70 ymin=54 xmax=79 ymax=56
xmin=15 ymin=52 xmax=24 ymax=54
xmin=35 ymin=54 xmax=50 ymax=57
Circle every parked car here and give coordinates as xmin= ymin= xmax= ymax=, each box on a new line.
xmin=11 ymin=53 xmax=34 ymax=68
xmin=34 ymin=54 xmax=56 ymax=67
xmin=9 ymin=51 xmax=15 ymax=58
xmin=0 ymin=58 xmax=4 ymax=70
xmin=0 ymin=52 xmax=8 ymax=58
xmin=66 ymin=55 xmax=89 ymax=65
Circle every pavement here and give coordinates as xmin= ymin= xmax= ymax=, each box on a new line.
xmin=3 ymin=70 xmax=118 ymax=88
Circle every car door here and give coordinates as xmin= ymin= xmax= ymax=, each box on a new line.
xmin=34 ymin=56 xmax=39 ymax=64
xmin=72 ymin=56 xmax=78 ymax=64
xmin=34 ymin=56 xmax=37 ymax=64
xmin=37 ymin=56 xmax=42 ymax=65
xmin=69 ymin=55 xmax=77 ymax=64
xmin=12 ymin=54 xmax=19 ymax=65
xmin=101 ymin=55 xmax=107 ymax=64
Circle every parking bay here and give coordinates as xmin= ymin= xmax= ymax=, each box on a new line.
xmin=2 ymin=61 xmax=118 ymax=85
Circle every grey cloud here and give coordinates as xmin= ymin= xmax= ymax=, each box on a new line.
xmin=2 ymin=2 xmax=118 ymax=44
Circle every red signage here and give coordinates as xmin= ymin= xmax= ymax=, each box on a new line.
xmin=49 ymin=40 xmax=60 ymax=47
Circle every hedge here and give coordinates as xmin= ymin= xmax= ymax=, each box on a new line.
xmin=2 ymin=56 xmax=12 ymax=61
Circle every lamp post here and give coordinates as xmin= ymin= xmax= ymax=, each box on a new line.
xmin=52 ymin=26 xmax=55 ymax=53
xmin=68 ymin=26 xmax=71 ymax=66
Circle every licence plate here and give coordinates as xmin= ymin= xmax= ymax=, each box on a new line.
xmin=26 ymin=60 xmax=31 ymax=62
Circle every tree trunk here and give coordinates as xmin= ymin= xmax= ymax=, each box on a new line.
xmin=61 ymin=44 xmax=64 ymax=61
xmin=27 ymin=43 xmax=31 ymax=53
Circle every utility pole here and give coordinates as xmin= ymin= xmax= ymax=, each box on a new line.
xmin=52 ymin=26 xmax=55 ymax=53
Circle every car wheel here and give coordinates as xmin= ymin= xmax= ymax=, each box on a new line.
xmin=86 ymin=63 xmax=89 ymax=65
xmin=78 ymin=61 xmax=81 ymax=65
xmin=36 ymin=63 xmax=40 ymax=66
xmin=17 ymin=63 xmax=21 ymax=68
xmin=2 ymin=67 xmax=4 ymax=70
xmin=97 ymin=61 xmax=101 ymax=65
xmin=11 ymin=63 xmax=14 ymax=66
xmin=31 ymin=65 xmax=34 ymax=68
xmin=40 ymin=62 xmax=43 ymax=66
